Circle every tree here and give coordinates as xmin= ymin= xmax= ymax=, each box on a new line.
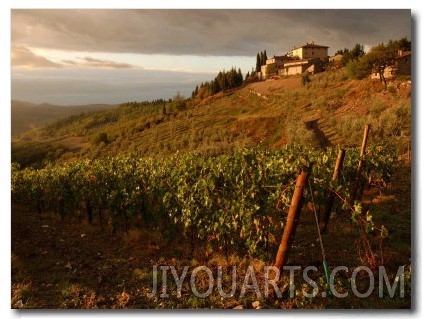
xmin=245 ymin=71 xmax=250 ymax=81
xmin=172 ymin=92 xmax=187 ymax=111
xmin=217 ymin=70 xmax=228 ymax=91
xmin=341 ymin=43 xmax=365 ymax=66
xmin=265 ymin=63 xmax=276 ymax=78
xmin=335 ymin=48 xmax=348 ymax=55
xmin=346 ymin=59 xmax=369 ymax=80
xmin=212 ymin=78 xmax=221 ymax=94
xmin=194 ymin=67 xmax=245 ymax=97
xmin=361 ymin=42 xmax=397 ymax=88
xmin=396 ymin=36 xmax=411 ymax=51
xmin=262 ymin=50 xmax=267 ymax=66
xmin=191 ymin=85 xmax=199 ymax=98
xmin=236 ymin=68 xmax=243 ymax=86
xmin=351 ymin=43 xmax=365 ymax=60
xmin=256 ymin=52 xmax=261 ymax=72
xmin=346 ymin=38 xmax=410 ymax=87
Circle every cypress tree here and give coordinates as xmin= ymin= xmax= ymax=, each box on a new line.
xmin=212 ymin=78 xmax=221 ymax=94
xmin=256 ymin=52 xmax=261 ymax=72
xmin=262 ymin=50 xmax=267 ymax=65
xmin=237 ymin=68 xmax=243 ymax=86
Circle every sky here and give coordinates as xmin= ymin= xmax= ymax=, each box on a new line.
xmin=10 ymin=8 xmax=412 ymax=105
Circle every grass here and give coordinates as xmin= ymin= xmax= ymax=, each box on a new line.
xmin=12 ymin=69 xmax=411 ymax=168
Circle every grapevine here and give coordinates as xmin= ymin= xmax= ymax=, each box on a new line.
xmin=11 ymin=144 xmax=397 ymax=258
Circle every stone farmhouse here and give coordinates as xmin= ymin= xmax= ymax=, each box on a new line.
xmin=290 ymin=42 xmax=329 ymax=60
xmin=370 ymin=49 xmax=412 ymax=80
xmin=259 ymin=42 xmax=411 ymax=82
xmin=260 ymin=42 xmax=329 ymax=80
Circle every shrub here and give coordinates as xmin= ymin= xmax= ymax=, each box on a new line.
xmin=301 ymin=72 xmax=311 ymax=86
xmin=346 ymin=60 xmax=369 ymax=80
xmin=91 ymin=132 xmax=109 ymax=146
xmin=370 ymin=100 xmax=386 ymax=118
xmin=387 ymin=85 xmax=397 ymax=94
xmin=379 ymin=102 xmax=411 ymax=138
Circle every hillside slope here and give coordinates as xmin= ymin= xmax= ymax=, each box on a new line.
xmin=11 ymin=68 xmax=411 ymax=168
xmin=11 ymin=100 xmax=116 ymax=136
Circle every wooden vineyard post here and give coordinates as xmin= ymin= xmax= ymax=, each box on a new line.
xmin=274 ymin=170 xmax=310 ymax=271
xmin=408 ymin=141 xmax=411 ymax=162
xmin=319 ymin=149 xmax=346 ymax=233
xmin=349 ymin=124 xmax=370 ymax=206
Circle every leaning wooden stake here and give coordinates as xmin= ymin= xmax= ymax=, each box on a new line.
xmin=319 ymin=149 xmax=346 ymax=233
xmin=274 ymin=170 xmax=310 ymax=271
xmin=349 ymin=124 xmax=370 ymax=206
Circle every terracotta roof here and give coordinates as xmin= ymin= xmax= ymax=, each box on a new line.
xmin=292 ymin=43 xmax=329 ymax=50
xmin=398 ymin=50 xmax=411 ymax=57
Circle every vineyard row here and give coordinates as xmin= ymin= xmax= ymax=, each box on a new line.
xmin=11 ymin=144 xmax=397 ymax=257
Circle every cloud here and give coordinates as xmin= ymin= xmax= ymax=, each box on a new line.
xmin=79 ymin=56 xmax=137 ymax=69
xmin=11 ymin=9 xmax=411 ymax=57
xmin=11 ymin=45 xmax=63 ymax=68
xmin=10 ymin=9 xmax=412 ymax=106
xmin=62 ymin=59 xmax=76 ymax=65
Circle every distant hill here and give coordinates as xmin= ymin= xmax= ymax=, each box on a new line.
xmin=11 ymin=69 xmax=411 ymax=168
xmin=11 ymin=100 xmax=117 ymax=136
